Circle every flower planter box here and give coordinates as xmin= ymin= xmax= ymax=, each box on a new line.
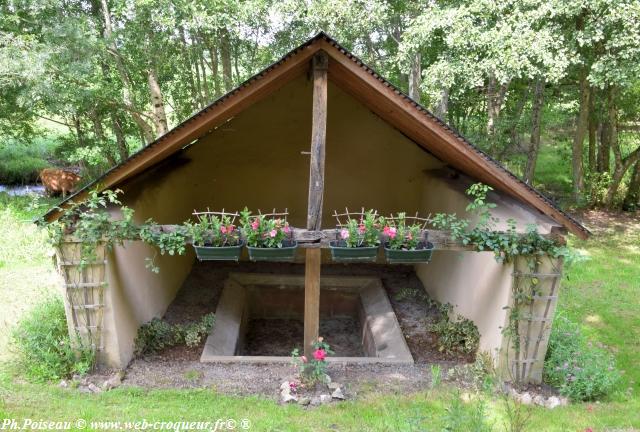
xmin=329 ymin=241 xmax=379 ymax=262
xmin=193 ymin=241 xmax=244 ymax=262
xmin=383 ymin=242 xmax=434 ymax=264
xmin=247 ymin=240 xmax=298 ymax=262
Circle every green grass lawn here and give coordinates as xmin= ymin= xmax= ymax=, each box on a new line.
xmin=0 ymin=193 xmax=639 ymax=431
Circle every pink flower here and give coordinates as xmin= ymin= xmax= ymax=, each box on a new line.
xmin=251 ymin=219 xmax=259 ymax=230
xmin=269 ymin=229 xmax=277 ymax=238
xmin=358 ymin=224 xmax=366 ymax=234
xmin=388 ymin=227 xmax=397 ymax=239
xmin=313 ymin=349 xmax=326 ymax=361
xmin=340 ymin=229 xmax=349 ymax=240
xmin=383 ymin=226 xmax=391 ymax=235
xmin=228 ymin=225 xmax=235 ymax=232
xmin=283 ymin=225 xmax=291 ymax=234
xmin=301 ymin=355 xmax=308 ymax=363
xmin=220 ymin=225 xmax=227 ymax=234
xmin=407 ymin=233 xmax=412 ymax=241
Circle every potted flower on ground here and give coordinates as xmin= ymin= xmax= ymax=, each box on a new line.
xmin=240 ymin=209 xmax=297 ymax=262
xmin=186 ymin=213 xmax=243 ymax=261
xmin=382 ymin=212 xmax=434 ymax=263
xmin=329 ymin=210 xmax=380 ymax=262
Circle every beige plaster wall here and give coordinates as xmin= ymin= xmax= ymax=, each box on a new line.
xmin=415 ymin=173 xmax=561 ymax=369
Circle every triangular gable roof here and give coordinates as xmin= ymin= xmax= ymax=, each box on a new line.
xmin=43 ymin=32 xmax=589 ymax=239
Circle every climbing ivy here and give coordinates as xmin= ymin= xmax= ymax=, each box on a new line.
xmin=46 ymin=189 xmax=188 ymax=272
xmin=432 ymin=183 xmax=571 ymax=263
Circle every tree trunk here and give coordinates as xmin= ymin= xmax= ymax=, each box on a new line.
xmin=179 ymin=26 xmax=200 ymax=110
xmin=571 ymin=73 xmax=590 ymax=202
xmin=408 ymin=52 xmax=421 ymax=103
xmin=486 ymin=74 xmax=509 ymax=138
xmin=598 ymin=121 xmax=610 ymax=173
xmin=220 ymin=29 xmax=233 ymax=92
xmin=623 ymin=161 xmax=640 ymax=210
xmin=91 ymin=112 xmax=117 ymax=166
xmin=524 ymin=78 xmax=545 ymax=184
xmin=111 ymin=114 xmax=128 ymax=161
xmin=603 ymin=86 xmax=637 ymax=208
xmin=587 ymin=87 xmax=597 ymax=174
xmin=509 ymin=82 xmax=531 ymax=149
xmin=197 ymin=43 xmax=210 ymax=102
xmin=208 ymin=41 xmax=221 ymax=97
xmin=147 ymin=67 xmax=168 ymax=136
xmin=433 ymin=87 xmax=449 ymax=120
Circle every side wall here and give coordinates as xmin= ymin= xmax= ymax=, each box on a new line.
xmin=415 ymin=172 xmax=561 ymax=374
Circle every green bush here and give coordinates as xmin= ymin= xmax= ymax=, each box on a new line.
xmin=544 ymin=314 xmax=621 ymax=401
xmin=134 ymin=313 xmax=215 ymax=356
xmin=431 ymin=303 xmax=480 ymax=356
xmin=11 ymin=297 xmax=94 ymax=382
xmin=0 ymin=138 xmax=58 ymax=184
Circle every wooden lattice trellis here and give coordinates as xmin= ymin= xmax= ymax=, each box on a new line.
xmin=509 ymin=256 xmax=563 ymax=383
xmin=332 ymin=208 xmax=432 ymax=241
xmin=55 ymin=238 xmax=107 ymax=354
xmin=192 ymin=208 xmax=240 ymax=224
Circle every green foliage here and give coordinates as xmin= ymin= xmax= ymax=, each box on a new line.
xmin=501 ymin=393 xmax=533 ymax=432
xmin=430 ymin=364 xmax=442 ymax=389
xmin=183 ymin=313 xmax=215 ymax=348
xmin=133 ymin=318 xmax=176 ymax=356
xmin=433 ymin=183 xmax=571 ymax=264
xmin=544 ymin=314 xmax=621 ymax=401
xmin=431 ymin=303 xmax=480 ymax=356
xmin=336 ymin=210 xmax=380 ymax=248
xmin=184 ymin=214 xmax=240 ymax=247
xmin=471 ymin=351 xmax=497 ymax=392
xmin=441 ymin=391 xmax=493 ymax=432
xmin=134 ymin=313 xmax=215 ymax=357
xmin=11 ymin=296 xmax=94 ymax=382
xmin=240 ymin=209 xmax=292 ymax=248
xmin=0 ymin=138 xmax=57 ymax=184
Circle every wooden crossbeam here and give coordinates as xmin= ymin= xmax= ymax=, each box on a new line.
xmin=155 ymin=224 xmax=558 ymax=251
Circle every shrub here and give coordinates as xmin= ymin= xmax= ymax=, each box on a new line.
xmin=11 ymin=297 xmax=94 ymax=382
xmin=134 ymin=318 xmax=178 ymax=356
xmin=441 ymin=391 xmax=493 ymax=432
xmin=431 ymin=303 xmax=480 ymax=356
xmin=134 ymin=313 xmax=215 ymax=356
xmin=544 ymin=314 xmax=621 ymax=401
xmin=0 ymin=137 xmax=58 ymax=184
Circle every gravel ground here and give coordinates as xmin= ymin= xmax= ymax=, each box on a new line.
xmin=122 ymin=359 xmax=468 ymax=399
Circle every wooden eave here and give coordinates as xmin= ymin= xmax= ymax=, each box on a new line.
xmin=42 ymin=32 xmax=588 ymax=239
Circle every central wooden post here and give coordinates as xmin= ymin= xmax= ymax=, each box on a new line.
xmin=304 ymin=51 xmax=328 ymax=358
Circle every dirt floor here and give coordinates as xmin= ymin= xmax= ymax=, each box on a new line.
xmin=122 ymin=261 xmax=474 ymax=396
xmin=243 ymin=317 xmax=363 ymax=357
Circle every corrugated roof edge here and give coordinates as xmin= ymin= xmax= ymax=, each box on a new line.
xmin=41 ymin=31 xmax=588 ymax=237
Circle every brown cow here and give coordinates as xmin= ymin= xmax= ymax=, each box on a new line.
xmin=39 ymin=168 xmax=81 ymax=198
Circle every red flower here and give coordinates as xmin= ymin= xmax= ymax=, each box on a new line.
xmin=313 ymin=348 xmax=326 ymax=361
